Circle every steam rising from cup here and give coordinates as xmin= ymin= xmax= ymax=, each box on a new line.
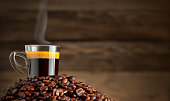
xmin=34 ymin=0 xmax=51 ymax=44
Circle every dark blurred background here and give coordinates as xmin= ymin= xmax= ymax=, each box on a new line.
xmin=0 ymin=0 xmax=170 ymax=101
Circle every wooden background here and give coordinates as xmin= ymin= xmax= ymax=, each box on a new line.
xmin=1 ymin=0 xmax=170 ymax=42
xmin=0 ymin=0 xmax=170 ymax=71
xmin=0 ymin=0 xmax=170 ymax=101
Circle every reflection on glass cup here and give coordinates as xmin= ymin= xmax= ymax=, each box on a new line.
xmin=9 ymin=45 xmax=60 ymax=77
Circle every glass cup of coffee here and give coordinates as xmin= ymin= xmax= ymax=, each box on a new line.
xmin=9 ymin=45 xmax=60 ymax=77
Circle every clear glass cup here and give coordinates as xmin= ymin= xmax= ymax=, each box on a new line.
xmin=9 ymin=45 xmax=60 ymax=77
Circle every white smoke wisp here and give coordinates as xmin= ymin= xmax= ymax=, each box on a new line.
xmin=34 ymin=0 xmax=51 ymax=44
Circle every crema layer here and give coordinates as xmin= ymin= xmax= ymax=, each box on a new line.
xmin=26 ymin=52 xmax=60 ymax=59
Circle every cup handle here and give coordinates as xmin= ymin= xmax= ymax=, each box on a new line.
xmin=9 ymin=51 xmax=30 ymax=77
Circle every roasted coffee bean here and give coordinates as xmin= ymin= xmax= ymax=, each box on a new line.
xmin=38 ymin=96 xmax=44 ymax=100
xmin=51 ymin=81 xmax=56 ymax=84
xmin=100 ymin=95 xmax=105 ymax=99
xmin=61 ymin=74 xmax=67 ymax=78
xmin=58 ymin=76 xmax=63 ymax=81
xmin=43 ymin=93 xmax=51 ymax=99
xmin=56 ymin=89 xmax=60 ymax=96
xmin=69 ymin=83 xmax=76 ymax=89
xmin=26 ymin=97 xmax=31 ymax=101
xmin=55 ymin=85 xmax=59 ymax=88
xmin=27 ymin=78 xmax=32 ymax=81
xmin=57 ymin=96 xmax=61 ymax=100
xmin=48 ymin=83 xmax=55 ymax=87
xmin=93 ymin=89 xmax=97 ymax=92
xmin=58 ymin=81 xmax=62 ymax=83
xmin=14 ymin=99 xmax=26 ymax=101
xmin=72 ymin=94 xmax=77 ymax=98
xmin=43 ymin=80 xmax=50 ymax=83
xmin=30 ymin=82 xmax=36 ymax=86
xmin=104 ymin=98 xmax=112 ymax=101
xmin=11 ymin=89 xmax=18 ymax=94
xmin=58 ymin=88 xmax=64 ymax=93
xmin=71 ymin=80 xmax=76 ymax=83
xmin=87 ymin=88 xmax=93 ymax=94
xmin=86 ymin=84 xmax=90 ymax=87
xmin=70 ymin=76 xmax=76 ymax=81
xmin=48 ymin=77 xmax=53 ymax=81
xmin=109 ymin=98 xmax=113 ymax=101
xmin=25 ymin=91 xmax=32 ymax=96
xmin=84 ymin=96 xmax=90 ymax=101
xmin=82 ymin=93 xmax=89 ymax=98
xmin=68 ymin=89 xmax=74 ymax=93
xmin=90 ymin=95 xmax=96 ymax=100
xmin=28 ymin=86 xmax=34 ymax=91
xmin=33 ymin=79 xmax=38 ymax=82
xmin=61 ymin=95 xmax=67 ymax=100
xmin=67 ymin=87 xmax=72 ymax=90
xmin=6 ymin=96 xmax=14 ymax=99
xmin=62 ymin=78 xmax=68 ymax=83
xmin=52 ymin=88 xmax=57 ymax=95
xmin=96 ymin=92 xmax=102 ymax=96
xmin=79 ymin=82 xmax=85 ymax=85
xmin=76 ymin=88 xmax=85 ymax=96
xmin=37 ymin=81 xmax=45 ymax=86
xmin=96 ymin=98 xmax=103 ymax=101
xmin=49 ymin=96 xmax=57 ymax=101
xmin=45 ymin=76 xmax=50 ymax=80
xmin=34 ymin=92 xmax=40 ymax=96
xmin=33 ymin=99 xmax=37 ymax=101
xmin=60 ymin=83 xmax=68 ymax=89
xmin=63 ymin=89 xmax=68 ymax=94
xmin=1 ymin=74 xmax=113 ymax=101
xmin=54 ymin=79 xmax=59 ymax=83
xmin=71 ymin=98 xmax=76 ymax=101
xmin=66 ymin=81 xmax=70 ymax=85
xmin=34 ymin=76 xmax=39 ymax=79
xmin=39 ymin=77 xmax=45 ymax=80
xmin=48 ymin=86 xmax=53 ymax=90
xmin=76 ymin=83 xmax=83 ymax=88
xmin=20 ymin=86 xmax=28 ymax=90
xmin=18 ymin=92 xmax=25 ymax=98
xmin=82 ymin=86 xmax=88 ymax=90
xmin=40 ymin=86 xmax=48 ymax=91
xmin=60 ymin=92 xmax=64 ymax=96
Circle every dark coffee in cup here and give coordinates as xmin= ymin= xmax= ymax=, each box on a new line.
xmin=27 ymin=52 xmax=60 ymax=77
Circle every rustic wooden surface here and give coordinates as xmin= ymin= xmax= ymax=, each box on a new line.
xmin=0 ymin=0 xmax=170 ymax=42
xmin=0 ymin=41 xmax=170 ymax=71
xmin=0 ymin=71 xmax=170 ymax=101
xmin=1 ymin=10 xmax=170 ymax=41
xmin=1 ymin=0 xmax=170 ymax=10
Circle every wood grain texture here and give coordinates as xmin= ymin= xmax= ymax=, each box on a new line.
xmin=0 ymin=10 xmax=170 ymax=41
xmin=0 ymin=71 xmax=170 ymax=101
xmin=0 ymin=0 xmax=170 ymax=42
xmin=0 ymin=41 xmax=170 ymax=71
xmin=1 ymin=0 xmax=170 ymax=11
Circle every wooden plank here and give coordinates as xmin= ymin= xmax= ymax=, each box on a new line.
xmin=0 ymin=0 xmax=170 ymax=11
xmin=0 ymin=10 xmax=170 ymax=41
xmin=0 ymin=41 xmax=170 ymax=71
xmin=0 ymin=71 xmax=170 ymax=101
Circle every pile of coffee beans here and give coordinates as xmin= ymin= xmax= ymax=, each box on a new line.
xmin=1 ymin=74 xmax=114 ymax=101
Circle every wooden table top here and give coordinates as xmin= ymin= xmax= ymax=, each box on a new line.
xmin=0 ymin=70 xmax=170 ymax=101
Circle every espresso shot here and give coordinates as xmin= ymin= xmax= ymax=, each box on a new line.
xmin=26 ymin=52 xmax=60 ymax=77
